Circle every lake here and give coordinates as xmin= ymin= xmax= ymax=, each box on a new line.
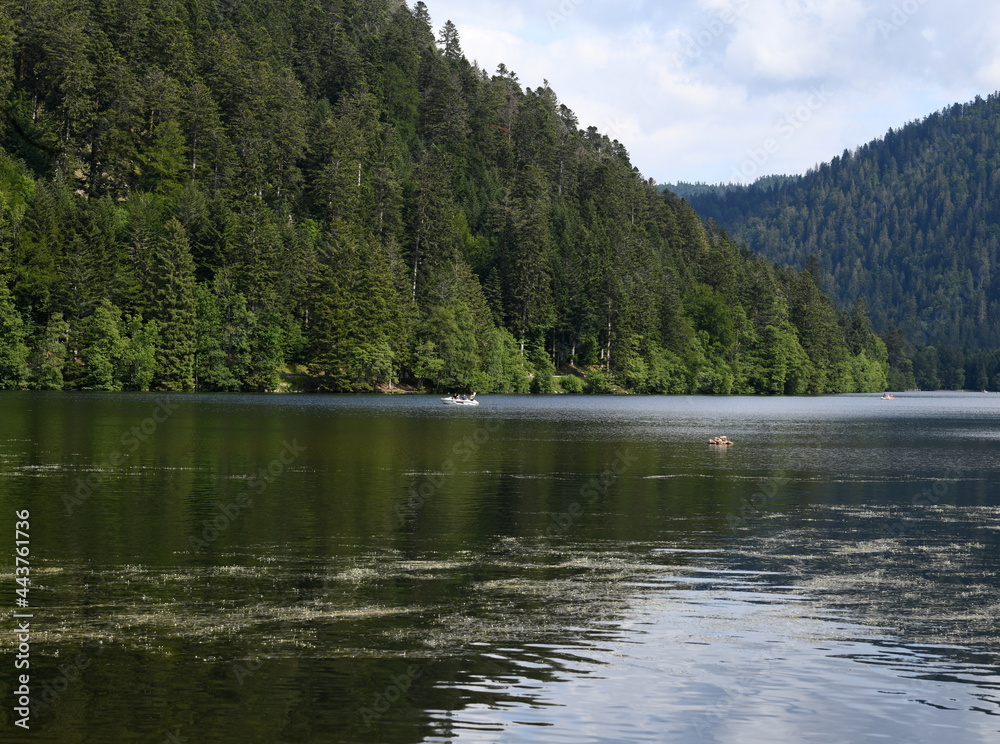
xmin=1 ymin=391 xmax=999 ymax=743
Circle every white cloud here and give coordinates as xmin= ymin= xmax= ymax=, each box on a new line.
xmin=722 ymin=0 xmax=869 ymax=82
xmin=424 ymin=0 xmax=1000 ymax=183
xmin=423 ymin=1 xmax=526 ymax=35
xmin=976 ymin=58 xmax=1000 ymax=89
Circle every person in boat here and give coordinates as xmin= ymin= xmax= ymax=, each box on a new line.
xmin=470 ymin=392 xmax=477 ymax=400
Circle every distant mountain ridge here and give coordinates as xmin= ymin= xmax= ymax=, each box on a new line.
xmin=665 ymin=176 xmax=793 ymax=200
xmin=678 ymin=93 xmax=1000 ymax=349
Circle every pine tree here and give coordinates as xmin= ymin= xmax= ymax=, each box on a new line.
xmin=244 ymin=308 xmax=285 ymax=392
xmin=498 ymin=165 xmax=554 ymax=347
xmin=408 ymin=151 xmax=460 ymax=301
xmin=194 ymin=283 xmax=236 ymax=390
xmin=150 ymin=219 xmax=197 ymax=391
xmin=438 ymin=21 xmax=462 ymax=60
xmin=0 ymin=276 xmax=29 ymax=388
xmin=307 ymin=222 xmax=402 ymax=391
xmin=413 ymin=2 xmax=431 ymax=27
xmin=79 ymin=298 xmax=126 ymax=390
xmin=413 ymin=300 xmax=479 ymax=390
xmin=121 ymin=313 xmax=159 ymax=391
xmin=31 ymin=311 xmax=68 ymax=389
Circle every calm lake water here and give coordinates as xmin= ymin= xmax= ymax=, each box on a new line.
xmin=1 ymin=391 xmax=999 ymax=743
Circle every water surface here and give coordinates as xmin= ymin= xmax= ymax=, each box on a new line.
xmin=1 ymin=392 xmax=998 ymax=742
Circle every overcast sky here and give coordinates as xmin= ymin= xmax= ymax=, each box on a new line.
xmin=421 ymin=0 xmax=1000 ymax=185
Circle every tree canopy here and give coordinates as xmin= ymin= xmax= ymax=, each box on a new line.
xmin=0 ymin=0 xmax=885 ymax=394
xmin=678 ymin=93 xmax=1000 ymax=389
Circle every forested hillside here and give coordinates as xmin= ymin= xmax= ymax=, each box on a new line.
xmin=684 ymin=95 xmax=1000 ymax=375
xmin=0 ymin=0 xmax=886 ymax=394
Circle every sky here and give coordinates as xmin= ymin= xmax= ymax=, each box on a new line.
xmin=420 ymin=0 xmax=1000 ymax=185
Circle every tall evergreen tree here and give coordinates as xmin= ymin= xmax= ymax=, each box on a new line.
xmin=0 ymin=276 xmax=29 ymax=387
xmin=150 ymin=218 xmax=197 ymax=391
xmin=498 ymin=165 xmax=554 ymax=348
xmin=79 ymin=298 xmax=126 ymax=391
xmin=31 ymin=311 xmax=68 ymax=389
xmin=437 ymin=21 xmax=462 ymax=60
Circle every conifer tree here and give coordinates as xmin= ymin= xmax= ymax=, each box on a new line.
xmin=498 ymin=165 xmax=554 ymax=347
xmin=150 ymin=219 xmax=197 ymax=391
xmin=0 ymin=276 xmax=29 ymax=388
xmin=121 ymin=313 xmax=159 ymax=391
xmin=80 ymin=298 xmax=126 ymax=391
xmin=438 ymin=21 xmax=462 ymax=60
xmin=413 ymin=2 xmax=431 ymax=27
xmin=32 ymin=311 xmax=68 ymax=389
xmin=194 ymin=283 xmax=237 ymax=391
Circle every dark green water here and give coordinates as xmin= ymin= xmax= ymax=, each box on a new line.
xmin=1 ymin=391 xmax=999 ymax=743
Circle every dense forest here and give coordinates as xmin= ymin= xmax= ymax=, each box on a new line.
xmin=680 ymin=94 xmax=1000 ymax=390
xmin=0 ymin=0 xmax=887 ymax=394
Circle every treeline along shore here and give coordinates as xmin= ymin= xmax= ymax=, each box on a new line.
xmin=0 ymin=0 xmax=888 ymax=394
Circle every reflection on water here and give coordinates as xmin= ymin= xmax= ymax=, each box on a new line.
xmin=0 ymin=391 xmax=999 ymax=742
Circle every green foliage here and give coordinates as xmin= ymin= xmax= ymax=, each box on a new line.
xmin=0 ymin=0 xmax=888 ymax=395
xmin=307 ymin=223 xmax=403 ymax=391
xmin=80 ymin=299 xmax=127 ymax=391
xmin=122 ymin=314 xmax=159 ymax=391
xmin=414 ymin=301 xmax=479 ymax=391
xmin=31 ymin=312 xmax=68 ymax=389
xmin=244 ymin=311 xmax=285 ymax=392
xmin=686 ymin=94 xmax=1000 ymax=351
xmin=914 ymin=346 xmax=941 ymax=390
xmin=150 ymin=219 xmax=197 ymax=391
xmin=195 ymin=284 xmax=241 ymax=391
xmin=0 ymin=276 xmax=29 ymax=387
xmin=530 ymin=372 xmax=554 ymax=394
xmin=645 ymin=347 xmax=690 ymax=395
xmin=685 ymin=284 xmax=735 ymax=352
xmin=750 ymin=323 xmax=811 ymax=395
xmin=483 ymin=326 xmax=530 ymax=393
xmin=583 ymin=368 xmax=614 ymax=394
xmin=557 ymin=374 xmax=584 ymax=393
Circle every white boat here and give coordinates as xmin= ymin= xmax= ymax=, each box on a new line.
xmin=441 ymin=396 xmax=479 ymax=406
